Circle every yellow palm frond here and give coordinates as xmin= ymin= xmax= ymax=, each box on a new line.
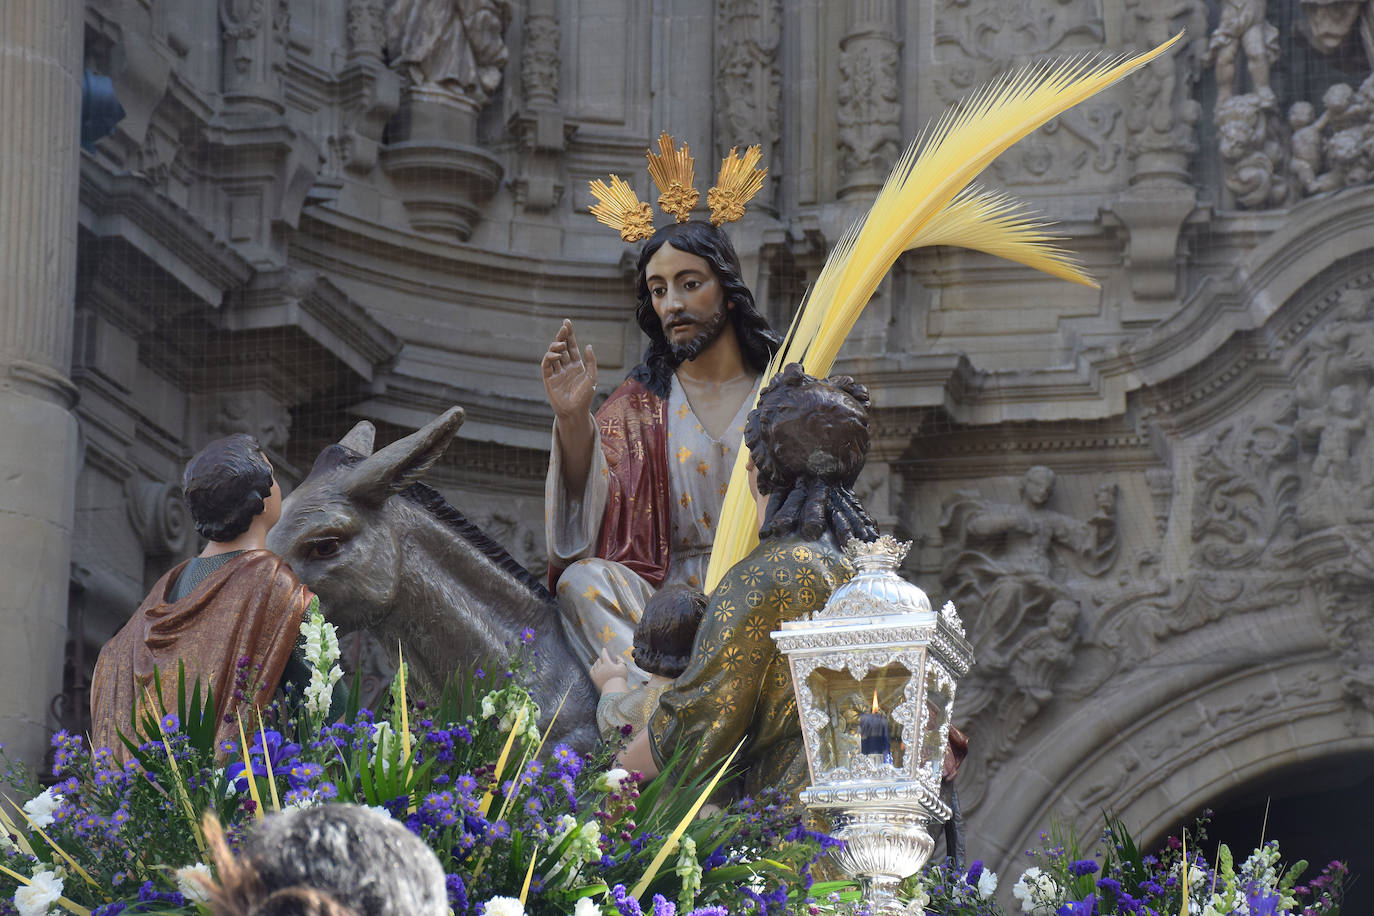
xmin=904 ymin=185 xmax=1098 ymax=289
xmin=705 ymin=34 xmax=1181 ymax=591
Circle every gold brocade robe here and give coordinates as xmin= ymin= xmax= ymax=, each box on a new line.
xmin=90 ymin=550 xmax=312 ymax=762
xmin=648 ymin=535 xmax=853 ymax=800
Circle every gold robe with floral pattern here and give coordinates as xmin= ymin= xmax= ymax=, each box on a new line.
xmin=648 ymin=534 xmax=852 ymax=799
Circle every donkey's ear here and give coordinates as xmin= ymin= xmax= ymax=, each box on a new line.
xmin=338 ymin=420 xmax=376 ymax=457
xmin=342 ymin=407 xmax=465 ymax=508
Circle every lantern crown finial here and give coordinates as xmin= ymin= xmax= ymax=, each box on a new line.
xmin=843 ymin=534 xmax=910 ymax=571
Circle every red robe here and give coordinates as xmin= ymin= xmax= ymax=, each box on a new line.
xmin=549 ymin=377 xmax=672 ymax=589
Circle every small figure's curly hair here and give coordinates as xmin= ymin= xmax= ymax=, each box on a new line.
xmin=629 ymin=221 xmax=780 ymax=398
xmin=633 ymin=583 xmax=707 ymax=677
xmin=744 ymin=363 xmax=879 ymax=545
xmin=204 ymin=805 xmax=448 ymax=916
xmin=182 ymin=434 xmax=274 ymax=542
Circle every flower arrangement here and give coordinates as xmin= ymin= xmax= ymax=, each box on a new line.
xmin=1005 ymin=812 xmax=1347 ymax=916
xmin=0 ymin=619 xmax=847 ymax=916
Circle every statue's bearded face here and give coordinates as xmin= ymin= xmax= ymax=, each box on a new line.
xmin=645 ymin=242 xmax=732 ymax=363
xmin=1303 ymin=0 xmax=1361 ymax=52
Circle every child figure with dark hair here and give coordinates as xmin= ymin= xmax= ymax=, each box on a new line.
xmin=91 ymin=434 xmax=314 ymax=761
xmin=589 ymin=583 xmax=705 ymax=740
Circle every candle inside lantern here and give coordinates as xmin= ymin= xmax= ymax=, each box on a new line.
xmin=858 ymin=690 xmax=890 ymax=758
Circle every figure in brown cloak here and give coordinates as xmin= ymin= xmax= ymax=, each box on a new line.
xmin=91 ymin=434 xmax=312 ymax=760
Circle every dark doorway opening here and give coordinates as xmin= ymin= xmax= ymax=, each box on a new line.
xmin=1166 ymin=753 xmax=1371 ymax=913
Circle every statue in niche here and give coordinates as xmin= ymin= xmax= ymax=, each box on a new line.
xmin=1122 ymin=0 xmax=1207 ymax=159
xmin=1205 ymin=0 xmax=1279 ymax=106
xmin=940 ymin=466 xmax=1117 ymax=646
xmin=385 ymin=0 xmax=513 ymax=107
xmin=615 ymin=364 xmax=878 ymax=799
xmin=91 ymin=435 xmax=315 ymax=762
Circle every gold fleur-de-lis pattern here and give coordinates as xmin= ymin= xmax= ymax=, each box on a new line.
xmin=649 ymin=534 xmax=853 ymax=802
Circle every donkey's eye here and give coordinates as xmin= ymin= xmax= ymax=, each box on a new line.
xmin=307 ymin=538 xmax=342 ymax=561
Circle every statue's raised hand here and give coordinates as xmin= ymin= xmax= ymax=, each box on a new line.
xmin=542 ymin=319 xmax=599 ymax=421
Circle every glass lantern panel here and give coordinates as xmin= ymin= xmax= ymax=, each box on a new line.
xmin=921 ymin=664 xmax=955 ymax=784
xmin=805 ymin=662 xmax=912 ymax=773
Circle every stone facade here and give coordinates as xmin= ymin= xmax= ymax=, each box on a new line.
xmin=3 ymin=0 xmax=1374 ymax=899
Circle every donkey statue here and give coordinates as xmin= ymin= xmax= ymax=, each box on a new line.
xmin=267 ymin=407 xmax=598 ymax=750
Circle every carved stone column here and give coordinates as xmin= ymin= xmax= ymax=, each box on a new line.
xmin=0 ymin=0 xmax=83 ymax=765
xmin=1111 ymin=0 xmax=1206 ymax=309
xmin=220 ymin=0 xmax=289 ymax=116
xmin=715 ymin=0 xmax=781 ymax=210
xmin=836 ymin=0 xmax=901 ymax=199
xmin=508 ymin=0 xmax=574 ymax=243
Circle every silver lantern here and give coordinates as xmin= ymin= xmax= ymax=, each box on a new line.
xmin=772 ymin=535 xmax=973 ymax=915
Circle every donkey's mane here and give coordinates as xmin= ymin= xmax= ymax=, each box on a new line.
xmin=310 ymin=444 xmax=553 ymax=605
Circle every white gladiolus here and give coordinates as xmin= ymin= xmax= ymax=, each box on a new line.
xmin=599 ymin=768 xmax=630 ymax=793
xmin=21 ymin=788 xmax=62 ymax=829
xmin=175 ymin=863 xmax=214 ymax=903
xmin=300 ymin=601 xmax=343 ymax=717
xmin=574 ymin=897 xmax=601 ymax=916
xmin=13 ymin=869 xmax=63 ymax=916
xmin=977 ymin=868 xmax=999 ymax=899
xmin=484 ymin=895 xmax=526 ymax=916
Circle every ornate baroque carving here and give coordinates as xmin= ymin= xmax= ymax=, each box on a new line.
xmin=347 ymin=0 xmax=387 ymax=54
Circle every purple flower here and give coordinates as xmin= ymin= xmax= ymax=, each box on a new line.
xmin=965 ymin=860 xmax=984 ymax=886
xmin=1246 ymin=886 xmax=1281 ymax=916
xmin=1056 ymin=894 xmax=1096 ymax=916
xmin=160 ymin=712 xmax=180 ymax=734
xmin=446 ymin=873 xmax=469 ymax=914
xmin=520 ymin=627 xmax=536 ymax=644
xmin=612 ymin=884 xmax=644 ymax=916
xmin=1069 ymin=859 xmax=1099 ymax=878
xmin=651 ymin=894 xmax=676 ymax=916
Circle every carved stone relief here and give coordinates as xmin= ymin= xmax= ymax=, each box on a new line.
xmin=347 ymin=0 xmax=387 ymax=54
xmin=1121 ymin=0 xmax=1207 ymax=177
xmin=714 ymin=0 xmax=781 ymax=207
xmin=521 ymin=4 xmax=560 ymax=108
xmin=932 ymin=0 xmax=1123 ymax=187
xmin=208 ymin=391 xmax=293 ymax=454
xmin=941 ymin=466 xmax=1119 ymax=777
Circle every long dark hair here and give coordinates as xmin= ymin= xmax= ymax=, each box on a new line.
xmin=745 ymin=364 xmax=879 ymax=545
xmin=629 ymin=221 xmax=780 ymax=397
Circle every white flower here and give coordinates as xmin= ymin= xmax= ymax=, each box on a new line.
xmin=905 ymin=884 xmax=930 ymax=915
xmin=0 ymin=827 xmax=15 ymax=853
xmin=481 ymin=695 xmax=498 ymax=718
xmin=484 ymin=895 xmax=525 ymax=916
xmin=977 ymin=868 xmax=999 ymax=899
xmin=599 ymin=768 xmax=630 ymax=793
xmin=574 ymin=897 xmax=601 ymax=916
xmin=14 ymin=869 xmax=63 ymax=916
xmin=21 ymin=788 xmax=62 ymax=829
xmin=1012 ymin=867 xmax=1059 ymax=914
xmin=304 ymin=664 xmax=343 ymax=716
xmin=175 ymin=863 xmax=213 ymax=903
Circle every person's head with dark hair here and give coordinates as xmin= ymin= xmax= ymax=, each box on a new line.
xmin=206 ymin=804 xmax=449 ymax=916
xmin=182 ymin=434 xmax=278 ymax=543
xmin=629 ymin=221 xmax=780 ymax=398
xmin=744 ymin=363 xmax=879 ymax=545
xmin=633 ymin=583 xmax=707 ymax=678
